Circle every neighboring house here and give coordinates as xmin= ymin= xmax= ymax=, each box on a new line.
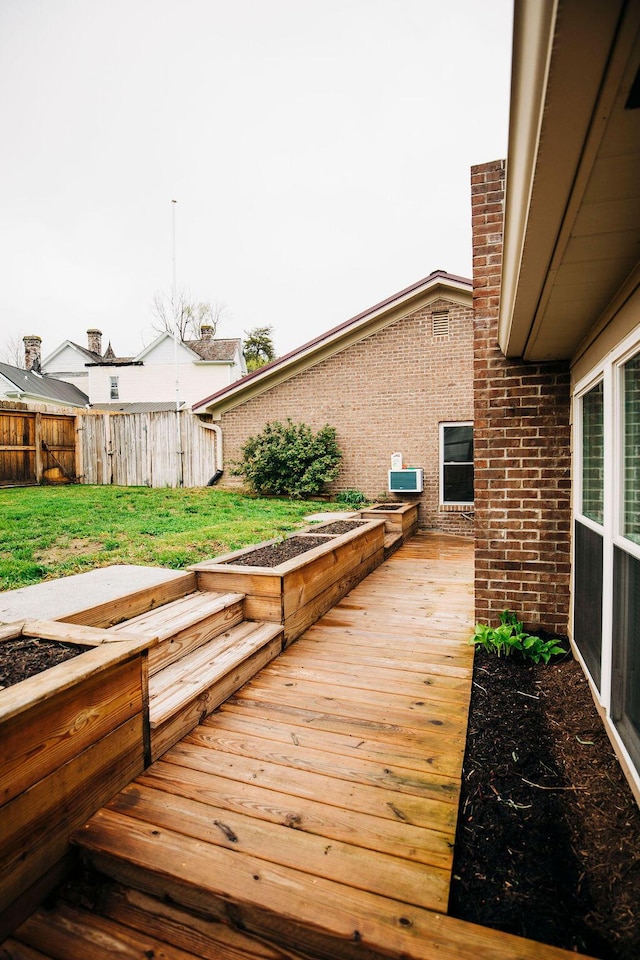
xmin=193 ymin=270 xmax=475 ymax=534
xmin=40 ymin=327 xmax=247 ymax=409
xmin=473 ymin=0 xmax=640 ymax=801
xmin=38 ymin=330 xmax=105 ymax=392
xmin=0 ymin=361 xmax=89 ymax=408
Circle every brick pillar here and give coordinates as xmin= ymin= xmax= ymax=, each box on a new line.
xmin=471 ymin=160 xmax=571 ymax=636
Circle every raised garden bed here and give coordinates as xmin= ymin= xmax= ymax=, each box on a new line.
xmin=360 ymin=500 xmax=419 ymax=541
xmin=0 ymin=618 xmax=152 ymax=933
xmin=190 ymin=518 xmax=386 ymax=644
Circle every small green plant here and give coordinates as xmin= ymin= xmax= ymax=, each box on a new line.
xmin=336 ymin=489 xmax=368 ymax=508
xmin=233 ymin=419 xmax=342 ymax=498
xmin=470 ymin=610 xmax=566 ymax=664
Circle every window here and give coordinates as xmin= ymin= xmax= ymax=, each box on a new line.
xmin=110 ymin=376 xmax=119 ymax=400
xmin=581 ymin=380 xmax=604 ymax=524
xmin=440 ymin=422 xmax=474 ymax=504
xmin=622 ymin=353 xmax=640 ymax=545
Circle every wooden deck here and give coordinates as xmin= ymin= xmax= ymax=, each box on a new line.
xmin=4 ymin=532 xmax=593 ymax=960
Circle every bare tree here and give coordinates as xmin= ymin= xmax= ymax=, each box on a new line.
xmin=151 ymin=286 xmax=229 ymax=341
xmin=0 ymin=333 xmax=25 ymax=368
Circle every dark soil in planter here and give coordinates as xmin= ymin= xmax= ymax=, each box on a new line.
xmin=315 ymin=520 xmax=366 ymax=534
xmin=226 ymin=535 xmax=332 ymax=567
xmin=449 ymin=648 xmax=640 ymax=960
xmin=371 ymin=502 xmax=403 ymax=510
xmin=0 ymin=637 xmax=83 ymax=689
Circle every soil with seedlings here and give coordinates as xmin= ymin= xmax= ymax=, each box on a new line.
xmin=314 ymin=520 xmax=366 ymax=534
xmin=225 ymin=535 xmax=332 ymax=567
xmin=0 ymin=637 xmax=83 ymax=689
xmin=449 ymin=648 xmax=640 ymax=960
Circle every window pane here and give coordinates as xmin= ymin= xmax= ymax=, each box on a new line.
xmin=444 ymin=425 xmax=473 ymax=463
xmin=582 ymin=381 xmax=604 ymax=524
xmin=444 ymin=463 xmax=474 ymax=503
xmin=612 ymin=547 xmax=640 ymax=772
xmin=574 ymin=520 xmax=603 ymax=690
xmin=623 ymin=354 xmax=640 ymax=545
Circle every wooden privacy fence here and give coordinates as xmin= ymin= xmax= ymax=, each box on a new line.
xmin=0 ymin=405 xmax=76 ymax=486
xmin=0 ymin=404 xmax=220 ymax=489
xmin=78 ymin=410 xmax=219 ymax=488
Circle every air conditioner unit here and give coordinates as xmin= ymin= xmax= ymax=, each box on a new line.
xmin=388 ymin=468 xmax=423 ymax=493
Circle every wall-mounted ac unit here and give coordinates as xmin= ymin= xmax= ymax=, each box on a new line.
xmin=388 ymin=468 xmax=423 ymax=493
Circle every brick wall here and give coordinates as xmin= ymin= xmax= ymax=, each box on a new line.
xmin=218 ymin=297 xmax=475 ymax=535
xmin=471 ymin=159 xmax=572 ymax=635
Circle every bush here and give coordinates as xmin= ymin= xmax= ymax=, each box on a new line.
xmin=233 ymin=419 xmax=342 ymax=498
xmin=336 ymin=489 xmax=368 ymax=508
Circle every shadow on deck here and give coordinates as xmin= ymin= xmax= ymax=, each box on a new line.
xmin=2 ymin=533 xmax=593 ymax=960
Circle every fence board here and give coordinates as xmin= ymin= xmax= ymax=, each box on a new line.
xmin=77 ymin=410 xmax=218 ymax=488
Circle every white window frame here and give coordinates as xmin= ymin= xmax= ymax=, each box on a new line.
xmin=439 ymin=421 xmax=474 ymax=506
xmin=572 ymin=324 xmax=640 ymax=802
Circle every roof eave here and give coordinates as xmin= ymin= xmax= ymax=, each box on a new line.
xmin=498 ymin=0 xmax=631 ymax=360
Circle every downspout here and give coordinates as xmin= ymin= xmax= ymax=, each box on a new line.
xmin=199 ymin=420 xmax=224 ymax=485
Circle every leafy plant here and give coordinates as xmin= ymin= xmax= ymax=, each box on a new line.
xmin=470 ymin=610 xmax=566 ymax=664
xmin=336 ymin=489 xmax=368 ymax=508
xmin=233 ymin=419 xmax=342 ymax=498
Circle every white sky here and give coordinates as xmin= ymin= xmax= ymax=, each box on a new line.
xmin=0 ymin=0 xmax=513 ymax=362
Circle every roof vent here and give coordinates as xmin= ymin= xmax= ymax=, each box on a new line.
xmin=432 ymin=311 xmax=450 ymax=337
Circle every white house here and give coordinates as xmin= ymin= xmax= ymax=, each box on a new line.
xmin=39 ymin=327 xmax=247 ymax=410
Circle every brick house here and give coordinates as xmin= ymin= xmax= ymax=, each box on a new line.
xmin=193 ymin=270 xmax=475 ymax=534
xmin=473 ymin=0 xmax=640 ymax=802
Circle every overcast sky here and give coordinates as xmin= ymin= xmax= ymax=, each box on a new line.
xmin=0 ymin=0 xmax=512 ymax=363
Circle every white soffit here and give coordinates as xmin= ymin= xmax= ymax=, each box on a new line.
xmin=499 ymin=0 xmax=640 ymax=361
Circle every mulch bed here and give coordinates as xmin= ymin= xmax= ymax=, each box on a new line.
xmin=449 ymin=648 xmax=640 ymax=960
xmin=0 ymin=637 xmax=83 ymax=689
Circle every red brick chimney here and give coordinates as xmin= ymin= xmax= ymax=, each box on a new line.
xmin=23 ymin=335 xmax=42 ymax=371
xmin=87 ymin=329 xmax=103 ymax=355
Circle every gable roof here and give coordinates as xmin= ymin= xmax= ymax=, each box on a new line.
xmin=42 ymin=339 xmax=103 ymax=368
xmin=192 ymin=269 xmax=472 ymax=417
xmin=0 ymin=363 xmax=90 ymax=407
xmin=185 ymin=337 xmax=243 ymax=362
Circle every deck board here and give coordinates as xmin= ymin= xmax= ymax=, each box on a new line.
xmin=100 ymin=532 xmax=475 ymax=928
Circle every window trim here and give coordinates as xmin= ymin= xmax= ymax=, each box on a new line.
xmin=439 ymin=420 xmax=474 ymax=507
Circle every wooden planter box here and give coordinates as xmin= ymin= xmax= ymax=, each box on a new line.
xmin=360 ymin=501 xmax=419 ymax=541
xmin=0 ymin=619 xmax=152 ymax=934
xmin=190 ymin=518 xmax=385 ymax=644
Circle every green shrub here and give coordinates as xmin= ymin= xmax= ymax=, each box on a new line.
xmin=336 ymin=489 xmax=368 ymax=508
xmin=233 ymin=419 xmax=342 ymax=498
xmin=470 ymin=610 xmax=566 ymax=664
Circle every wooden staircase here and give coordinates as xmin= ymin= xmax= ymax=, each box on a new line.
xmin=108 ymin=590 xmax=285 ymax=762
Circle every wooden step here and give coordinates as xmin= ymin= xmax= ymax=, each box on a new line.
xmin=4 ymin=880 xmax=323 ymax=959
xmin=148 ymin=621 xmax=284 ymax=761
xmin=108 ymin=591 xmax=245 ymax=675
xmin=70 ymin=806 xmax=589 ymax=960
xmin=383 ymin=531 xmax=403 ymax=556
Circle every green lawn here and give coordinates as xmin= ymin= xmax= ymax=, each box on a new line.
xmin=0 ymin=486 xmax=344 ymax=591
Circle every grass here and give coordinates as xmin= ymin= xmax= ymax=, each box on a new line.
xmin=0 ymin=486 xmax=345 ymax=591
